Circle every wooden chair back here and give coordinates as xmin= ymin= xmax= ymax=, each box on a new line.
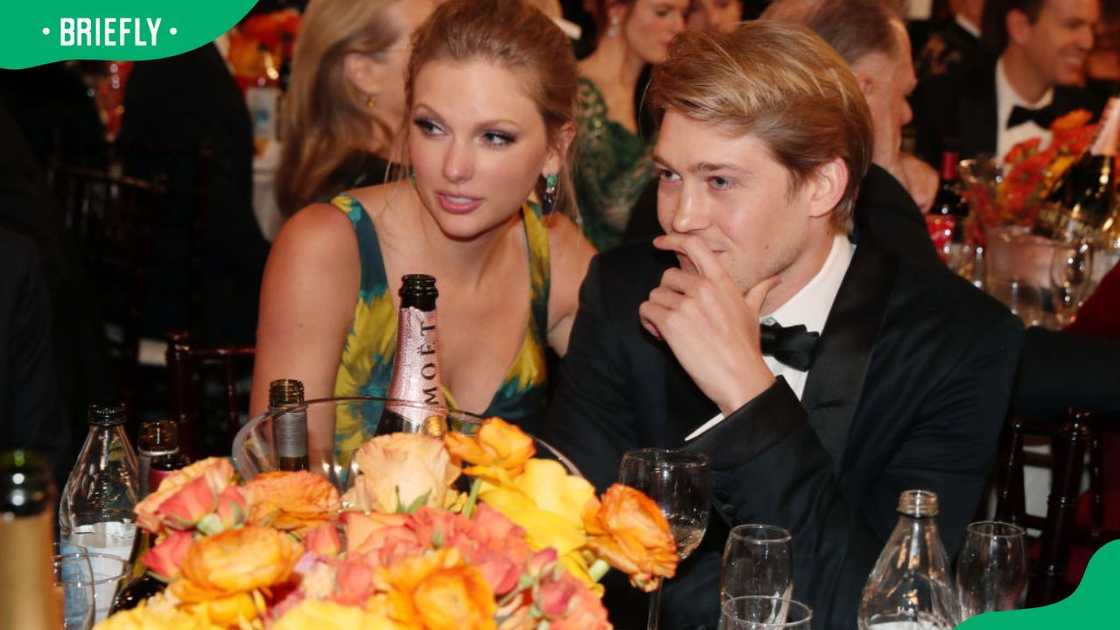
xmin=166 ymin=330 xmax=255 ymax=458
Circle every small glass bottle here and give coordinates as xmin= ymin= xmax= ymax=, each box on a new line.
xmin=858 ymin=490 xmax=959 ymax=630
xmin=137 ymin=418 xmax=179 ymax=497
xmin=59 ymin=403 xmax=140 ymax=567
xmin=380 ymin=274 xmax=448 ymax=437
xmin=0 ymin=450 xmax=62 ymax=628
xmin=269 ymin=379 xmax=309 ymax=471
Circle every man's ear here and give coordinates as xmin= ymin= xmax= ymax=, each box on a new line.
xmin=543 ymin=121 xmax=577 ymax=175
xmin=849 ymin=60 xmax=877 ymax=100
xmin=343 ymin=52 xmax=385 ymax=100
xmin=805 ymin=158 xmax=849 ymax=220
xmin=1006 ymin=8 xmax=1033 ymax=48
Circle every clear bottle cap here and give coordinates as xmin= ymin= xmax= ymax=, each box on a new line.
xmin=88 ymin=403 xmax=128 ymax=427
xmin=897 ymin=489 xmax=939 ymax=517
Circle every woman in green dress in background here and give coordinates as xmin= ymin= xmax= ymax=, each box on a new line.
xmin=573 ymin=0 xmax=689 ymax=251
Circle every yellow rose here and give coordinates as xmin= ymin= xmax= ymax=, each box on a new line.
xmin=446 ymin=418 xmax=535 ymax=478
xmin=171 ymin=526 xmax=303 ymax=604
xmin=343 ymin=433 xmax=460 ymax=513
xmin=381 ymin=549 xmax=496 ymax=630
xmin=241 ymin=471 xmax=341 ymax=535
xmin=271 ymin=600 xmax=401 ymax=630
xmin=583 ymin=484 xmax=678 ymax=591
xmin=93 ymin=593 xmax=219 ymax=630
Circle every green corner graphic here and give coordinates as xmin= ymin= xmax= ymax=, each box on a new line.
xmin=959 ymin=539 xmax=1120 ymax=628
xmin=0 ymin=1 xmax=258 ymax=69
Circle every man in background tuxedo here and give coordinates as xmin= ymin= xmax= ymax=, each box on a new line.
xmin=765 ymin=0 xmax=941 ymax=267
xmin=541 ymin=21 xmax=1024 ymax=629
xmin=914 ymin=0 xmax=1106 ymax=164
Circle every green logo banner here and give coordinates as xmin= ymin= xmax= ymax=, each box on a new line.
xmin=959 ymin=540 xmax=1120 ymax=628
xmin=0 ymin=1 xmax=258 ymax=69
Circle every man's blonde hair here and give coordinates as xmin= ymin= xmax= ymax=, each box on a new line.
xmin=648 ymin=21 xmax=873 ymax=232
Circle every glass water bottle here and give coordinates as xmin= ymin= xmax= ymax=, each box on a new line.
xmin=858 ymin=490 xmax=959 ymax=630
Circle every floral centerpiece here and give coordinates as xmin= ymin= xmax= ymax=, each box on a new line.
xmin=95 ymin=418 xmax=677 ymax=629
xmin=962 ymin=109 xmax=1097 ymax=230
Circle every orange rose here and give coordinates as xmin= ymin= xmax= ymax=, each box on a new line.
xmin=136 ymin=458 xmax=235 ymax=534
xmin=171 ymin=526 xmax=302 ymax=604
xmin=1052 ymin=108 xmax=1092 ymax=132
xmin=142 ymin=530 xmax=194 ymax=581
xmin=304 ymin=522 xmax=342 ymax=558
xmin=582 ymin=484 xmax=677 ymax=591
xmin=271 ymin=599 xmax=399 ymax=630
xmin=382 ymin=549 xmax=496 ymax=630
xmin=343 ymin=434 xmax=459 ymax=514
xmin=445 ymin=418 xmax=535 ymax=477
xmin=241 ymin=471 xmax=340 ymax=536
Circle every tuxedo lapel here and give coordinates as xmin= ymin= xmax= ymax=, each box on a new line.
xmin=800 ymin=237 xmax=896 ymax=471
xmin=958 ymin=61 xmax=998 ymax=158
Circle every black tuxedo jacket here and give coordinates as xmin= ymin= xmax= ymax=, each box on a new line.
xmin=913 ymin=56 xmax=1107 ymax=165
xmin=540 ymin=234 xmax=1024 ymax=629
xmin=0 ymin=229 xmax=68 ymax=475
xmin=856 ymin=164 xmax=940 ymax=269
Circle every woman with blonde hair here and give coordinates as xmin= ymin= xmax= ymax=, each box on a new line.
xmin=252 ymin=0 xmax=595 ymax=451
xmin=275 ymin=0 xmax=434 ymax=217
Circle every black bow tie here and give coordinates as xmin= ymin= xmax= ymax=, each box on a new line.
xmin=1007 ymin=103 xmax=1057 ymax=130
xmin=760 ymin=322 xmax=820 ymax=371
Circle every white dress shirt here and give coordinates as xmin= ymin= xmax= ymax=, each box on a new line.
xmin=996 ymin=55 xmax=1054 ymax=162
xmin=685 ymin=234 xmax=855 ymax=441
xmin=955 ymin=15 xmax=980 ymax=39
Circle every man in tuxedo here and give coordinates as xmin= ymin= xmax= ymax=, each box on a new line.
xmin=764 ymin=0 xmax=940 ymax=268
xmin=541 ymin=21 xmax=1024 ymax=629
xmin=914 ymin=0 xmax=1106 ymax=164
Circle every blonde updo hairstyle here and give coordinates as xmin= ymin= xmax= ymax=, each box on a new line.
xmin=404 ymin=0 xmax=580 ymax=217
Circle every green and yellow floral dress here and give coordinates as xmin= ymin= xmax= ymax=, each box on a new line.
xmin=329 ymin=194 xmax=551 ymax=455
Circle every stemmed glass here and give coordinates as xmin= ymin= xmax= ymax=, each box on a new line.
xmin=720 ymin=596 xmax=813 ymax=629
xmin=721 ymin=524 xmax=793 ymax=607
xmin=619 ymin=448 xmax=711 ymax=630
xmin=53 ymin=550 xmax=95 ymax=630
xmin=1050 ymin=240 xmax=1094 ymax=327
xmin=955 ymin=521 xmax=1027 ymax=620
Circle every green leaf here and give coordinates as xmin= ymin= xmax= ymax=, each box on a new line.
xmin=398 ymin=488 xmax=432 ymax=515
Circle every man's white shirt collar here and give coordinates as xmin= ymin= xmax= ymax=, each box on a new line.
xmin=996 ymin=55 xmax=1054 ymax=162
xmin=955 ymin=15 xmax=980 ymax=39
xmin=685 ymin=234 xmax=855 ymax=441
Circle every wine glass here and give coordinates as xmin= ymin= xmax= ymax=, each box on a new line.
xmin=1050 ymin=241 xmax=1094 ymax=327
xmin=53 ymin=551 xmax=95 ymax=630
xmin=719 ymin=596 xmax=813 ymax=629
xmin=956 ymin=521 xmax=1027 ymax=620
xmin=619 ymin=448 xmax=711 ymax=630
xmin=721 ymin=524 xmax=793 ymax=607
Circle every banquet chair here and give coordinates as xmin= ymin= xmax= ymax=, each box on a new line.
xmin=166 ymin=330 xmax=255 ymax=459
xmin=48 ymin=163 xmax=167 ymax=409
xmin=994 ymin=410 xmax=1093 ymax=606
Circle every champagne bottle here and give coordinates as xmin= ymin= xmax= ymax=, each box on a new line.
xmin=269 ymin=379 xmax=310 ymax=471
xmin=858 ymin=490 xmax=959 ymax=629
xmin=1034 ymin=97 xmax=1120 ymax=242
xmin=926 ymin=151 xmax=969 ymax=261
xmin=0 ymin=451 xmax=62 ymax=628
xmin=380 ymin=274 xmax=448 ymax=437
